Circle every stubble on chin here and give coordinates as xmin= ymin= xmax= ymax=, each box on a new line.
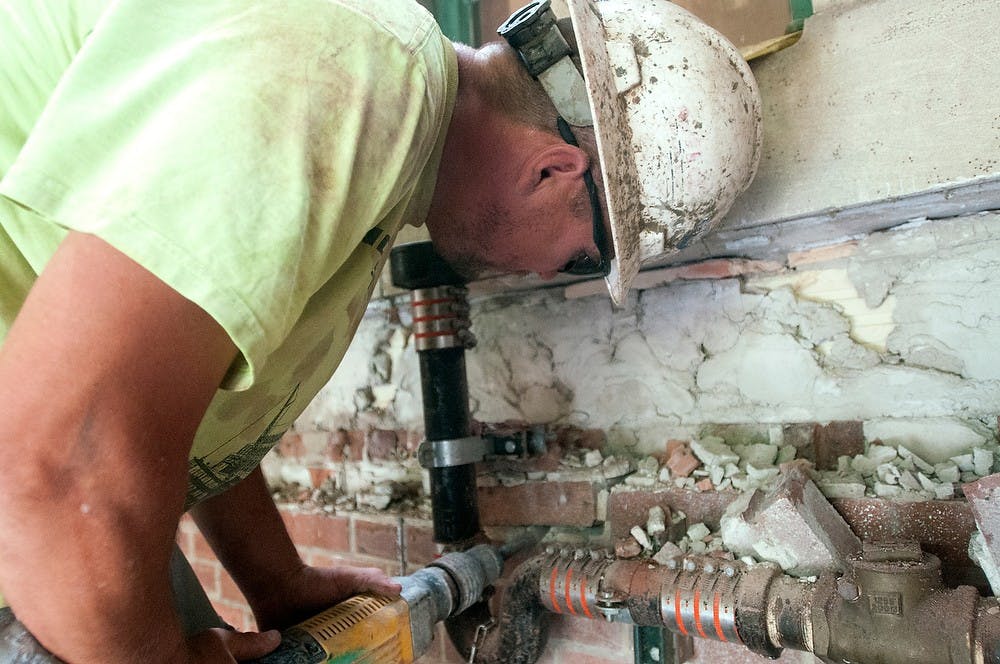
xmin=433 ymin=203 xmax=512 ymax=281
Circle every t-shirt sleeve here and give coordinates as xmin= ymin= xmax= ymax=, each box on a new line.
xmin=0 ymin=0 xmax=447 ymax=390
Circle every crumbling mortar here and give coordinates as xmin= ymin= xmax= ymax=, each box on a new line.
xmin=891 ymin=357 xmax=968 ymax=381
xmin=475 ymin=332 xmax=575 ymax=422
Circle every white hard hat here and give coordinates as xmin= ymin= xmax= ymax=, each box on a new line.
xmin=499 ymin=0 xmax=763 ymax=305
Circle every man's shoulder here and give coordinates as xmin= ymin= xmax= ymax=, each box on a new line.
xmin=315 ymin=0 xmax=442 ymax=54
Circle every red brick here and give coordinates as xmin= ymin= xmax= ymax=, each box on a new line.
xmin=190 ymin=530 xmax=217 ymax=562
xmin=354 ymin=516 xmax=401 ymax=561
xmin=477 ymin=420 xmax=531 ymax=437
xmin=665 ymin=439 xmax=688 ymax=458
xmin=607 ymin=487 xmax=738 ymax=539
xmin=191 ymin=559 xmax=220 ymax=596
xmin=478 ymin=481 xmax=600 ymax=527
xmin=215 ymin=601 xmax=256 ymax=633
xmin=833 ymin=498 xmax=975 ymax=569
xmin=736 ymin=463 xmax=860 ymax=576
xmin=345 ymin=430 xmax=366 ymax=461
xmin=218 ymin=569 xmax=247 ymax=605
xmin=551 ymin=426 xmax=606 ymax=450
xmin=666 ymin=446 xmax=701 ymax=477
xmin=405 ymin=523 xmax=442 ymax=567
xmin=964 ymin=474 xmax=1000 ymax=559
xmin=301 ymin=550 xmax=351 ymax=568
xmin=787 ymin=241 xmax=858 ymax=268
xmin=307 ymin=466 xmax=333 ymax=489
xmin=676 ymin=258 xmax=748 ymax=280
xmin=402 ymin=430 xmax=423 ymax=456
xmin=327 ymin=430 xmax=348 ymax=462
xmin=275 ymin=431 xmax=306 ymax=459
xmin=615 ymin=536 xmax=642 ymax=558
xmin=367 ymin=429 xmax=399 ymax=460
xmin=281 ymin=510 xmax=350 ymax=552
xmin=812 ymin=421 xmax=864 ymax=470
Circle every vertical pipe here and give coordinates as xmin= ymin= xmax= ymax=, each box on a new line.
xmin=420 ymin=347 xmax=480 ymax=543
xmin=390 ymin=241 xmax=481 ymax=546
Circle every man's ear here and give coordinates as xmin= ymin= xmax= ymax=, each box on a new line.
xmin=521 ymin=143 xmax=589 ymax=192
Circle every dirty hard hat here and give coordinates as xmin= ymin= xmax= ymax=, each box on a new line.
xmin=499 ymin=0 xmax=763 ymax=305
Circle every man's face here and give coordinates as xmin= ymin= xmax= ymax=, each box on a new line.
xmin=437 ymin=177 xmax=600 ymax=281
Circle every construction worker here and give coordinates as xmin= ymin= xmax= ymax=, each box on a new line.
xmin=0 ymin=0 xmax=760 ymax=661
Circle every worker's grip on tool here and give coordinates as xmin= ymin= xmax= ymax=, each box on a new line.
xmin=247 ymin=594 xmax=414 ymax=664
xmin=247 ymin=544 xmax=505 ymax=664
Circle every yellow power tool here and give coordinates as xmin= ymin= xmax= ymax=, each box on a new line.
xmin=249 ymin=544 xmax=503 ymax=664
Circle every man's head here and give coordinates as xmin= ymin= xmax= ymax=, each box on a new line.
xmin=425 ymin=38 xmax=609 ymax=282
xmin=427 ymin=0 xmax=763 ymax=301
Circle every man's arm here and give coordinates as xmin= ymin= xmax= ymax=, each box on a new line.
xmin=191 ymin=467 xmax=401 ymax=632
xmin=0 ymin=232 xmax=268 ymax=662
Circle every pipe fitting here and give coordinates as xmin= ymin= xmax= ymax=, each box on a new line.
xmin=446 ymin=554 xmax=552 ymax=664
xmin=528 ymin=540 xmax=1000 ymax=664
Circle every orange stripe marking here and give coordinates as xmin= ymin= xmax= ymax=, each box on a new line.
xmin=579 ymin=576 xmax=593 ymax=619
xmin=693 ymin=589 xmax=708 ymax=638
xmin=565 ymin=569 xmax=577 ymax=616
xmin=713 ymin=593 xmax=726 ymax=642
xmin=674 ymin=589 xmax=688 ymax=636
xmin=549 ymin=567 xmax=562 ymax=614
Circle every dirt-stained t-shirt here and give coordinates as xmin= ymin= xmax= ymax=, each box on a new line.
xmin=0 ymin=0 xmax=457 ymax=509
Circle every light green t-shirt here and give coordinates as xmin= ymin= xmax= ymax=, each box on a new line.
xmin=0 ymin=0 xmax=457 ymax=507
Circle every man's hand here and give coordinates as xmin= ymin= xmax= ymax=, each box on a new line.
xmin=250 ymin=564 xmax=403 ymax=632
xmin=184 ymin=628 xmax=281 ymax=663
xmin=191 ymin=468 xmax=402 ymax=633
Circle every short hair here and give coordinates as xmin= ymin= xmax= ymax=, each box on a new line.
xmin=476 ymin=41 xmax=560 ymax=133
xmin=475 ymin=34 xmax=602 ymax=176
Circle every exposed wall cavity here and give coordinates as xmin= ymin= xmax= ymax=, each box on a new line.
xmin=292 ymin=211 xmax=1000 ymax=454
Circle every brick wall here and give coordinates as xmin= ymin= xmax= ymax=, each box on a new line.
xmin=213 ymin=419 xmax=992 ymax=662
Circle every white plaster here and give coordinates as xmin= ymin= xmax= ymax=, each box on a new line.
xmin=749 ymin=269 xmax=896 ymax=351
xmin=864 ymin=418 xmax=990 ymax=463
xmin=736 ymin=443 xmax=779 ymax=468
xmin=631 ymin=525 xmax=653 ymax=551
xmin=647 ymin=506 xmax=666 ymax=536
xmin=696 ymin=331 xmax=826 ymax=412
xmin=280 ymin=465 xmax=312 ymax=489
xmin=687 ymin=523 xmax=711 ymax=542
xmin=273 ymin=213 xmax=1000 ymax=482
xmin=371 ymin=384 xmax=397 ymax=411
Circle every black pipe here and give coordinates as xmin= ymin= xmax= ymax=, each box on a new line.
xmin=390 ymin=241 xmax=481 ymax=545
xmin=420 ymin=347 xmax=479 ymax=543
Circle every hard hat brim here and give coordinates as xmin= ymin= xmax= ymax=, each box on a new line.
xmin=566 ymin=0 xmax=641 ymax=306
xmin=566 ymin=0 xmax=763 ymax=306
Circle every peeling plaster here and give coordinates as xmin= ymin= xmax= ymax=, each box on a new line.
xmin=747 ymin=269 xmax=897 ymax=351
xmin=290 ymin=212 xmax=1000 ymax=455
